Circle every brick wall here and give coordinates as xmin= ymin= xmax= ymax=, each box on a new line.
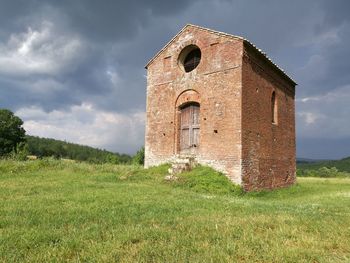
xmin=241 ymin=43 xmax=296 ymax=191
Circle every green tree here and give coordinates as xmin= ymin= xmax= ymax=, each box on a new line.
xmin=132 ymin=147 xmax=145 ymax=165
xmin=0 ymin=109 xmax=26 ymax=156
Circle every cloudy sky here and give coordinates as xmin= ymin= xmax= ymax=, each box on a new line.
xmin=0 ymin=0 xmax=349 ymax=159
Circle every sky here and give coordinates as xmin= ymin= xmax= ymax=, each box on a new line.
xmin=0 ymin=0 xmax=349 ymax=159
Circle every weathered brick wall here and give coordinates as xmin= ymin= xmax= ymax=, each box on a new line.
xmin=241 ymin=43 xmax=296 ymax=191
xmin=145 ymin=26 xmax=244 ymax=183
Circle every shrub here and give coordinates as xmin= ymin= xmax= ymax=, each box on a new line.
xmin=132 ymin=147 xmax=145 ymax=165
xmin=317 ymin=167 xmax=338 ymax=177
xmin=173 ymin=165 xmax=243 ymax=195
xmin=10 ymin=142 xmax=30 ymax=161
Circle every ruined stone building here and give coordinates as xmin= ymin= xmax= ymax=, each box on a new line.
xmin=144 ymin=24 xmax=296 ymax=191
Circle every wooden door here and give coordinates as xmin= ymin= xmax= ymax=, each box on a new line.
xmin=180 ymin=103 xmax=200 ymax=154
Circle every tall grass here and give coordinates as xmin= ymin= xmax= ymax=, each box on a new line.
xmin=1 ymin=159 xmax=349 ymax=262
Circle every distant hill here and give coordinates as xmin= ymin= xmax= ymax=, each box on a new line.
xmin=26 ymin=135 xmax=131 ymax=164
xmin=297 ymin=156 xmax=350 ymax=172
xmin=296 ymin=158 xmax=330 ymax=164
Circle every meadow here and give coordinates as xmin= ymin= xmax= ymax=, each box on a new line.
xmin=1 ymin=159 xmax=349 ymax=262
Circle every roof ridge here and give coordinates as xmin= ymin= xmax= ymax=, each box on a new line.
xmin=185 ymin=23 xmax=244 ymax=40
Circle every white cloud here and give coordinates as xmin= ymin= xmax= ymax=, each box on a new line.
xmin=297 ymin=85 xmax=350 ymax=138
xmin=297 ymin=85 xmax=350 ymax=103
xmin=106 ymin=68 xmax=122 ymax=87
xmin=0 ymin=21 xmax=83 ymax=76
xmin=298 ymin=112 xmax=322 ymax=125
xmin=15 ymin=103 xmax=145 ymax=154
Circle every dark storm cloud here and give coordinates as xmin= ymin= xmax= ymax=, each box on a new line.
xmin=297 ymin=138 xmax=350 ymax=160
xmin=0 ymin=0 xmax=35 ymax=37
xmin=0 ymin=0 xmax=199 ymax=112
xmin=0 ymin=0 xmax=349 ymax=156
xmin=322 ymin=0 xmax=350 ymax=26
xmin=49 ymin=0 xmax=197 ymax=42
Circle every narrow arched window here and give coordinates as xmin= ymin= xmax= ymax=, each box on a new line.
xmin=271 ymin=91 xmax=277 ymax=124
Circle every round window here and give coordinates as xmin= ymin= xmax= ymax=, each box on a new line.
xmin=178 ymin=45 xmax=201 ymax=73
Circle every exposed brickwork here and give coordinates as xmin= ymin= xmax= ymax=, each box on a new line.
xmin=145 ymin=25 xmax=296 ymax=191
xmin=241 ymin=43 xmax=296 ymax=191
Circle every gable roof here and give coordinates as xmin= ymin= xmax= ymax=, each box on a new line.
xmin=145 ymin=24 xmax=296 ymax=85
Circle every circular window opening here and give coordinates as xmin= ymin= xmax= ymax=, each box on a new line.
xmin=178 ymin=45 xmax=201 ymax=73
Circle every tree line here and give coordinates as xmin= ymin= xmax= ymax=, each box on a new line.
xmin=0 ymin=108 xmax=145 ymax=164
xmin=297 ymin=157 xmax=350 ymax=173
xmin=26 ymin=135 xmax=132 ymax=164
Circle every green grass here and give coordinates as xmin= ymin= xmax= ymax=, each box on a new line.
xmin=1 ymin=159 xmax=350 ymax=262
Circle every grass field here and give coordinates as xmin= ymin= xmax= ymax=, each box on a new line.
xmin=1 ymin=159 xmax=350 ymax=262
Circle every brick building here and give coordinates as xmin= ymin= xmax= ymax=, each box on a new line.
xmin=144 ymin=24 xmax=296 ymax=191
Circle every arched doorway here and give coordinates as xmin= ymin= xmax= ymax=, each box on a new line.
xmin=179 ymin=102 xmax=200 ymax=155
